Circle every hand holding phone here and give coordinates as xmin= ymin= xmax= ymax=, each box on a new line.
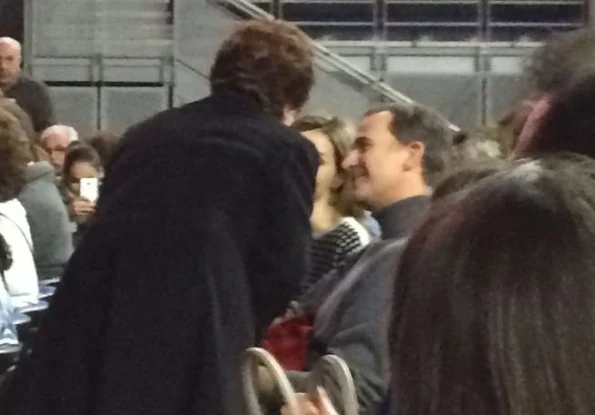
xmin=79 ymin=178 xmax=99 ymax=203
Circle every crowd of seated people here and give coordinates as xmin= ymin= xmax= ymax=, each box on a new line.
xmin=0 ymin=65 xmax=119 ymax=356
xmin=1 ymin=20 xmax=595 ymax=415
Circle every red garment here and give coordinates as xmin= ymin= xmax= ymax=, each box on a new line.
xmin=262 ymin=315 xmax=314 ymax=371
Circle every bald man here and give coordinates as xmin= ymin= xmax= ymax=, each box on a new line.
xmin=0 ymin=37 xmax=55 ymax=132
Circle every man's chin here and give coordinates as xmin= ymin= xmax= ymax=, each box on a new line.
xmin=353 ymin=191 xmax=371 ymax=209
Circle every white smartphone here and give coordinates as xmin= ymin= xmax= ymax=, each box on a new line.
xmin=80 ymin=178 xmax=99 ymax=203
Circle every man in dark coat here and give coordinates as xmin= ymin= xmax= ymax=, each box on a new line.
xmin=4 ymin=20 xmax=317 ymax=415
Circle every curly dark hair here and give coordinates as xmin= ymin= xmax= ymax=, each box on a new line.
xmin=209 ymin=19 xmax=314 ymax=119
xmin=0 ymin=107 xmax=28 ymax=202
xmin=523 ymin=28 xmax=595 ymax=95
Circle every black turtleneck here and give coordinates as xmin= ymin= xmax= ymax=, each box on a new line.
xmin=372 ymin=195 xmax=430 ymax=240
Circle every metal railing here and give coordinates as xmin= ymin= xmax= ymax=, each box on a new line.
xmin=221 ymin=0 xmax=460 ymax=131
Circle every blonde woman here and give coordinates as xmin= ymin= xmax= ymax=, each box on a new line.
xmin=293 ymin=115 xmax=371 ymax=294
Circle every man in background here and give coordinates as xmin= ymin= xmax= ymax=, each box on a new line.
xmin=40 ymin=124 xmax=79 ymax=174
xmin=0 ymin=37 xmax=56 ymax=132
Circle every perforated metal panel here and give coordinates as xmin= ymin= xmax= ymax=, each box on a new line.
xmin=386 ymin=74 xmax=481 ymax=130
xmin=47 ymin=86 xmax=98 ymax=137
xmin=100 ymin=87 xmax=168 ymax=134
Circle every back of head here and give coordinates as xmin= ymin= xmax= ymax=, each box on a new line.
xmin=520 ymin=71 xmax=595 ymax=158
xmin=0 ymin=107 xmax=28 ymax=202
xmin=431 ymin=159 xmax=507 ymax=202
xmin=209 ymin=19 xmax=314 ymax=119
xmin=367 ymin=103 xmax=454 ymax=186
xmin=84 ymin=131 xmax=120 ymax=167
xmin=391 ymin=155 xmax=595 ymax=415
xmin=524 ymin=28 xmax=595 ymax=96
xmin=0 ymin=98 xmax=36 ymax=143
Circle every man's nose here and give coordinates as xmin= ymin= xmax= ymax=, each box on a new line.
xmin=342 ymin=149 xmax=358 ymax=170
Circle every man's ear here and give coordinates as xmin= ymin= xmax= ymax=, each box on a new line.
xmin=402 ymin=141 xmax=425 ymax=172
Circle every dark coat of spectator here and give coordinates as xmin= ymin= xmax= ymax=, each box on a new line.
xmin=3 ymin=87 xmax=317 ymax=415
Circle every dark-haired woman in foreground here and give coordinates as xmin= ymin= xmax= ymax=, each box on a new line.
xmin=296 ymin=155 xmax=595 ymax=415
xmin=391 ymin=155 xmax=595 ymax=415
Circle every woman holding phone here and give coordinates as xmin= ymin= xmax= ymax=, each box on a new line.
xmin=61 ymin=144 xmax=102 ymax=245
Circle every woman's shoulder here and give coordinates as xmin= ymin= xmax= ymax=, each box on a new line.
xmin=335 ymin=217 xmax=372 ymax=246
xmin=317 ymin=217 xmax=372 ymax=258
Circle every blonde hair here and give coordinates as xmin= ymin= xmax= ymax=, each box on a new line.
xmin=293 ymin=114 xmax=363 ymax=219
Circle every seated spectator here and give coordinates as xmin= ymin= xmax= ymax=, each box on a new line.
xmin=389 ymin=155 xmax=595 ymax=415
xmin=0 ymin=94 xmax=74 ymax=279
xmin=0 ymin=108 xmax=38 ymax=307
xmin=61 ymin=144 xmax=102 ymax=245
xmin=84 ymin=130 xmax=120 ymax=168
xmin=18 ymin=143 xmax=73 ymax=280
xmin=293 ymin=115 xmax=371 ymax=294
xmin=40 ymin=124 xmax=78 ymax=174
xmin=451 ymin=131 xmax=502 ymax=167
xmin=0 ymin=37 xmax=56 ymax=133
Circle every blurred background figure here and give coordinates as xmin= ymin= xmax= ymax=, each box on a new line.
xmin=84 ymin=130 xmax=120 ymax=168
xmin=0 ymin=37 xmax=55 ymax=133
xmin=40 ymin=125 xmax=78 ymax=175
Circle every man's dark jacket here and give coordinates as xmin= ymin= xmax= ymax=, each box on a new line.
xmin=289 ymin=196 xmax=430 ymax=414
xmin=4 ymin=88 xmax=318 ymax=415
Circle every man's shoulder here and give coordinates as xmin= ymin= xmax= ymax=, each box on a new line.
xmin=125 ymin=96 xmax=311 ymax=158
xmin=15 ymin=75 xmax=48 ymax=92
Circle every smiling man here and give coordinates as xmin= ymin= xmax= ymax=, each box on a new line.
xmin=344 ymin=105 xmax=448 ymax=213
xmin=263 ymin=103 xmax=454 ymax=414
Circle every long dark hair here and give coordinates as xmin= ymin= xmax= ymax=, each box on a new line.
xmin=62 ymin=144 xmax=102 ymax=187
xmin=391 ymin=155 xmax=595 ymax=415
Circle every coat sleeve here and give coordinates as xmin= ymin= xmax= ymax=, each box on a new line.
xmin=249 ymin=139 xmax=318 ymax=337
xmin=31 ymin=81 xmax=56 ymax=132
xmin=317 ymin=243 xmax=405 ymax=414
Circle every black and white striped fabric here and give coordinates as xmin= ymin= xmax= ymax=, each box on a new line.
xmin=301 ymin=217 xmax=371 ymax=295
